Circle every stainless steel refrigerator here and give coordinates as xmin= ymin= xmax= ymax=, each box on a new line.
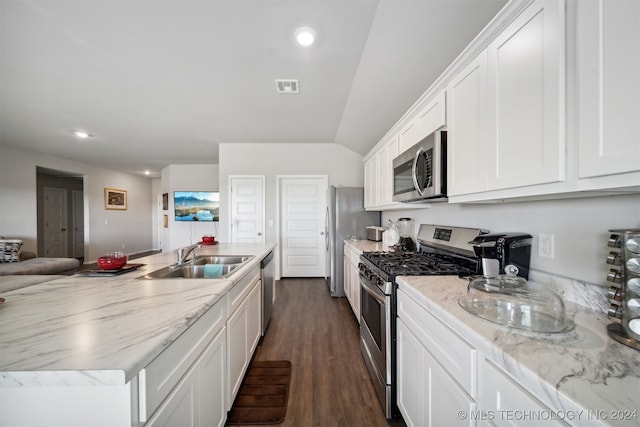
xmin=325 ymin=186 xmax=380 ymax=297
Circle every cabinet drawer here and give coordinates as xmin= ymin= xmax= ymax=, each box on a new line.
xmin=481 ymin=359 xmax=568 ymax=426
xmin=227 ymin=267 xmax=260 ymax=317
xmin=139 ymin=298 xmax=226 ymax=422
xmin=397 ymin=288 xmax=477 ymax=397
xmin=344 ymin=244 xmax=360 ymax=266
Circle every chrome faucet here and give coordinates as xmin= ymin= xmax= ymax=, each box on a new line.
xmin=177 ymin=244 xmax=198 ymax=265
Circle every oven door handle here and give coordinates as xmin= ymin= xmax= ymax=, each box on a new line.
xmin=360 ymin=274 xmax=385 ymax=304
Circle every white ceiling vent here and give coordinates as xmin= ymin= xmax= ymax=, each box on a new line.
xmin=275 ymin=79 xmax=299 ymax=94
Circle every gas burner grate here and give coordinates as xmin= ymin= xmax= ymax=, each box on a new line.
xmin=362 ymin=251 xmax=478 ymax=277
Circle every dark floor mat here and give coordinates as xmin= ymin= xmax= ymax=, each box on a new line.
xmin=227 ymin=360 xmax=291 ymax=425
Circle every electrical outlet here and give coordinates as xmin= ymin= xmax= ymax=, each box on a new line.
xmin=538 ymin=233 xmax=555 ymax=259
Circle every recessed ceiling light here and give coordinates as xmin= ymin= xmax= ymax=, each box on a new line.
xmin=144 ymin=170 xmax=150 ymax=175
xmin=73 ymin=131 xmax=91 ymax=139
xmin=295 ymin=27 xmax=316 ymax=46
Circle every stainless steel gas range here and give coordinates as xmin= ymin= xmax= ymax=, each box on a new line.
xmin=358 ymin=224 xmax=486 ymax=419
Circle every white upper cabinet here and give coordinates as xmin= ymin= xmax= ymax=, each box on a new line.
xmin=447 ymin=0 xmax=567 ymax=201
xmin=398 ymin=91 xmax=447 ymax=155
xmin=416 ymin=91 xmax=446 ymax=139
xmin=364 ymin=156 xmax=376 ymax=209
xmin=577 ymin=0 xmax=640 ymax=178
xmin=364 ymin=132 xmax=400 ymax=210
xmin=376 ymin=133 xmax=399 ymax=207
xmin=398 ymin=119 xmax=420 ymax=154
xmin=364 ymin=90 xmax=445 ymax=210
xmin=486 ymin=0 xmax=565 ymax=190
xmin=366 ymin=0 xmax=640 ymax=206
xmin=447 ymin=51 xmax=489 ymax=196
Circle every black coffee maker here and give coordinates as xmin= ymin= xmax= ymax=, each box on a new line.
xmin=469 ymin=233 xmax=533 ymax=279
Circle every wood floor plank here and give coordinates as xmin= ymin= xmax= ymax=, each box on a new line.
xmin=229 ymin=278 xmax=405 ymax=427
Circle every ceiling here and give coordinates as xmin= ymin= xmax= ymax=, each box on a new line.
xmin=0 ymin=0 xmax=507 ymax=178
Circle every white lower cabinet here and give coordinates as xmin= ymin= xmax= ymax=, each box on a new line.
xmin=397 ymin=288 xmax=477 ymax=426
xmin=397 ymin=318 xmax=475 ymax=427
xmin=146 ymin=327 xmax=226 ymax=427
xmin=397 ymin=284 xmax=574 ymax=427
xmin=480 ymin=359 xmax=567 ymax=427
xmin=227 ymin=269 xmax=262 ymax=406
xmin=343 ymin=243 xmax=361 ymax=322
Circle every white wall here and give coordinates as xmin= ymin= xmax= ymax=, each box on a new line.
xmin=383 ymin=194 xmax=640 ymax=285
xmin=159 ymin=164 xmax=219 ymax=251
xmin=218 ymin=143 xmax=364 ymax=243
xmin=0 ymin=145 xmax=153 ymax=261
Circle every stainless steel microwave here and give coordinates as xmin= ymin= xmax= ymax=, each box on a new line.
xmin=392 ymin=130 xmax=447 ymax=202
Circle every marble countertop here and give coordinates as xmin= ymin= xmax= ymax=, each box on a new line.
xmin=0 ymin=243 xmax=275 ymax=387
xmin=396 ymin=275 xmax=640 ymax=426
xmin=344 ymin=238 xmax=392 ymax=253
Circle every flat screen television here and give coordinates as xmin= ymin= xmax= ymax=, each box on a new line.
xmin=174 ymin=191 xmax=219 ymax=222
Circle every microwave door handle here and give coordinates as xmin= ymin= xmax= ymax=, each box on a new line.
xmin=411 ymin=147 xmax=426 ymax=196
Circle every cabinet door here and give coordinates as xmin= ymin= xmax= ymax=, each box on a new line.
xmin=351 ymin=260 xmax=360 ymax=322
xmin=364 ymin=157 xmax=376 ymax=208
xmin=343 ymin=256 xmax=353 ymax=307
xmin=397 ymin=319 xmax=475 ymax=427
xmin=430 ymin=354 xmax=476 ymax=427
xmin=376 ymin=133 xmax=399 ymax=206
xmin=481 ymin=359 xmax=564 ymax=426
xmin=146 ymin=367 xmax=197 ymax=427
xmin=198 ymin=329 xmax=227 ymax=427
xmin=247 ymin=280 xmax=262 ymax=358
xmin=227 ymin=302 xmax=248 ymax=404
xmin=447 ymin=51 xmax=489 ymax=196
xmin=578 ymin=0 xmax=640 ymax=178
xmin=416 ymin=90 xmax=446 ymax=138
xmin=397 ymin=319 xmax=428 ymax=427
xmin=398 ymin=119 xmax=420 ymax=154
xmin=486 ymin=0 xmax=565 ymax=190
xmin=147 ymin=329 xmax=227 ymax=427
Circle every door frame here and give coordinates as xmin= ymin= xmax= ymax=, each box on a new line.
xmin=228 ymin=175 xmax=266 ymax=243
xmin=275 ymin=174 xmax=328 ymax=280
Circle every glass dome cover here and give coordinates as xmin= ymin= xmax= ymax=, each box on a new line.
xmin=458 ymin=265 xmax=574 ymax=333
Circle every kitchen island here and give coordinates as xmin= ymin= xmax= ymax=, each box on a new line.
xmin=0 ymin=242 xmax=275 ymax=426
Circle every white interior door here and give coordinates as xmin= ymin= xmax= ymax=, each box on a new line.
xmin=279 ymin=176 xmax=327 ymax=277
xmin=43 ymin=186 xmax=68 ymax=257
xmin=230 ymin=176 xmax=265 ymax=243
xmin=71 ymin=189 xmax=84 ymax=259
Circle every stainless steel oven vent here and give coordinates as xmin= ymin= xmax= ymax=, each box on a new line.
xmin=275 ymin=79 xmax=299 ymax=94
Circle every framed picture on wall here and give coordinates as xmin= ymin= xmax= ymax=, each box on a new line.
xmin=162 ymin=193 xmax=169 ymax=210
xmin=105 ymin=188 xmax=127 ymax=210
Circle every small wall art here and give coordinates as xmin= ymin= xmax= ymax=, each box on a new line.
xmin=105 ymin=188 xmax=127 ymax=210
xmin=162 ymin=193 xmax=169 ymax=210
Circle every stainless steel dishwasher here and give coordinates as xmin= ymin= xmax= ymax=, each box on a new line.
xmin=260 ymin=251 xmax=274 ymax=336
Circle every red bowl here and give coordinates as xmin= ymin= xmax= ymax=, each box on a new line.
xmin=202 ymin=235 xmax=216 ymax=245
xmin=97 ymin=255 xmax=128 ymax=270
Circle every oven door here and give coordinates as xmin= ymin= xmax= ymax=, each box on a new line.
xmin=359 ymin=272 xmax=393 ymax=417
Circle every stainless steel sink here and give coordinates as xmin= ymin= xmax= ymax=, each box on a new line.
xmin=188 ymin=255 xmax=254 ymax=265
xmin=138 ymin=255 xmax=254 ymax=280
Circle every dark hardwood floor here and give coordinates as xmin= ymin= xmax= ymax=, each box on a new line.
xmin=236 ymin=277 xmax=405 ymax=427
